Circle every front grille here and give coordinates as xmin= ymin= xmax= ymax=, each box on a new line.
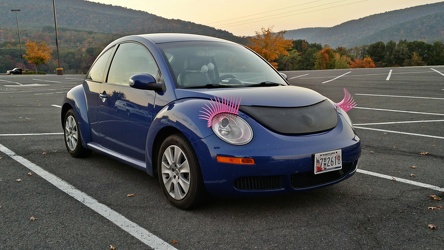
xmin=291 ymin=161 xmax=358 ymax=188
xmin=234 ymin=176 xmax=283 ymax=191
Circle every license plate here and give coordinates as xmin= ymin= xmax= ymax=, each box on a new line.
xmin=314 ymin=150 xmax=342 ymax=174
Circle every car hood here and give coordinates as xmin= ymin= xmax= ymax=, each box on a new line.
xmin=174 ymin=85 xmax=327 ymax=107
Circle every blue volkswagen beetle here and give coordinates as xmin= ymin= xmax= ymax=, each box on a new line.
xmin=62 ymin=33 xmax=361 ymax=209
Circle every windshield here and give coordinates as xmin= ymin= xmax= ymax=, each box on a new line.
xmin=158 ymin=41 xmax=287 ymax=89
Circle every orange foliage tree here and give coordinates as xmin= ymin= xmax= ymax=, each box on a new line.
xmin=23 ymin=40 xmax=53 ymax=73
xmin=350 ymin=57 xmax=376 ymax=68
xmin=247 ymin=27 xmax=293 ymax=69
xmin=315 ymin=47 xmax=336 ymax=69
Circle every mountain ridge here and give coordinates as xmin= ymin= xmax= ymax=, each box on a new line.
xmin=284 ymin=2 xmax=444 ymax=47
xmin=0 ymin=0 xmax=442 ymax=47
xmin=0 ymin=0 xmax=244 ymax=43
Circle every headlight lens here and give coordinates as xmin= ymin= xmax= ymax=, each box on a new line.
xmin=211 ymin=113 xmax=253 ymax=145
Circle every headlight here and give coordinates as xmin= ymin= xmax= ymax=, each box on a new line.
xmin=211 ymin=113 xmax=253 ymax=145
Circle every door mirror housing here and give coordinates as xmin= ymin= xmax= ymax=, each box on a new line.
xmin=129 ymin=74 xmax=165 ymax=91
xmin=279 ymin=72 xmax=288 ymax=80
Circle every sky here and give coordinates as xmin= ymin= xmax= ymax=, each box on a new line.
xmin=88 ymin=0 xmax=444 ymax=36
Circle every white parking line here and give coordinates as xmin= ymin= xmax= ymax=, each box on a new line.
xmin=0 ymin=133 xmax=63 ymax=137
xmin=288 ymin=74 xmax=309 ymax=80
xmin=0 ymin=79 xmax=21 ymax=85
xmin=355 ymin=107 xmax=444 ymax=116
xmin=34 ymin=92 xmax=58 ymax=95
xmin=65 ymin=77 xmax=84 ymax=80
xmin=431 ymin=68 xmax=444 ymax=77
xmin=0 ymin=143 xmax=177 ymax=250
xmin=386 ymin=69 xmax=392 ymax=81
xmin=357 ymin=169 xmax=444 ymax=192
xmin=322 ymin=71 xmax=351 ymax=84
xmin=356 ymin=93 xmax=444 ymax=101
xmin=4 ymin=84 xmax=49 ymax=87
xmin=33 ymin=79 xmax=62 ymax=83
xmin=354 ymin=126 xmax=444 ymax=140
xmin=355 ymin=119 xmax=444 ymax=126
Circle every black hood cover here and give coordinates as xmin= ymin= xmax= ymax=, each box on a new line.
xmin=240 ymin=100 xmax=338 ymax=135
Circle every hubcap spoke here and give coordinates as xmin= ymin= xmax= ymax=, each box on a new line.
xmin=164 ymin=147 xmax=174 ymax=166
xmin=178 ymin=175 xmax=190 ymax=194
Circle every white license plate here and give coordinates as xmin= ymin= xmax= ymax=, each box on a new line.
xmin=314 ymin=150 xmax=342 ymax=174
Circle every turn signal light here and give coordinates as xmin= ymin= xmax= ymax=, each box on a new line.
xmin=216 ymin=156 xmax=255 ymax=165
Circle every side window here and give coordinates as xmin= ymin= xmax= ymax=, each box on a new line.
xmin=107 ymin=42 xmax=159 ymax=85
xmin=86 ymin=47 xmax=114 ymax=82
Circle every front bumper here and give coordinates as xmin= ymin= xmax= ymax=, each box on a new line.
xmin=193 ymin=116 xmax=361 ymax=197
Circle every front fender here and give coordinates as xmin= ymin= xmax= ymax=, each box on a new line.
xmin=145 ymin=99 xmax=214 ymax=175
xmin=61 ymin=84 xmax=92 ymax=145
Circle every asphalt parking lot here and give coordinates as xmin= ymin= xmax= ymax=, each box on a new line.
xmin=1 ymin=67 xmax=443 ymax=249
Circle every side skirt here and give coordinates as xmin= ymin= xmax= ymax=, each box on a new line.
xmin=87 ymin=142 xmax=148 ymax=173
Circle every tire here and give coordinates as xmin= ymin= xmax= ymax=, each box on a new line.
xmin=63 ymin=109 xmax=91 ymax=158
xmin=157 ymin=134 xmax=206 ymax=209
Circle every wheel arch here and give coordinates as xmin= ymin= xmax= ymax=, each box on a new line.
xmin=145 ymin=100 xmax=213 ymax=176
xmin=149 ymin=126 xmax=183 ymax=176
xmin=61 ymin=85 xmax=92 ymax=145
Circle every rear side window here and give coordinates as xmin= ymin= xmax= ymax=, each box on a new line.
xmin=86 ymin=47 xmax=114 ymax=82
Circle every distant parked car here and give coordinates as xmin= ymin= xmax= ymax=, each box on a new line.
xmin=6 ymin=68 xmax=23 ymax=75
xmin=61 ymin=33 xmax=361 ymax=209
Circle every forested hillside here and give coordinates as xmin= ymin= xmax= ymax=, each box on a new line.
xmin=284 ymin=2 xmax=444 ymax=47
xmin=358 ymin=12 xmax=444 ymax=46
xmin=0 ymin=0 xmax=242 ymax=42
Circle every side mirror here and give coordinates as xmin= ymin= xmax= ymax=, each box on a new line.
xmin=129 ymin=74 xmax=165 ymax=91
xmin=279 ymin=72 xmax=288 ymax=80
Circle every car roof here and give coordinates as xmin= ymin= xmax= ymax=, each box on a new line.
xmin=125 ymin=33 xmax=233 ymax=44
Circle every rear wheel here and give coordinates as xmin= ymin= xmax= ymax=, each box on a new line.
xmin=64 ymin=109 xmax=91 ymax=158
xmin=157 ymin=134 xmax=205 ymax=209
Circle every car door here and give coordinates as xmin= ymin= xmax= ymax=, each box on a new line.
xmin=96 ymin=42 xmax=160 ymax=162
xmin=84 ymin=46 xmax=116 ymax=144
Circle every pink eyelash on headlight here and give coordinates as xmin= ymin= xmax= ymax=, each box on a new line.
xmin=199 ymin=97 xmax=241 ymax=127
xmin=335 ymin=88 xmax=356 ymax=112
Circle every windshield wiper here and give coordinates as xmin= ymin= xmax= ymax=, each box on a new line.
xmin=185 ymin=84 xmax=235 ymax=89
xmin=248 ymin=81 xmax=285 ymax=87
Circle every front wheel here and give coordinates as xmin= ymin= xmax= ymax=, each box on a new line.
xmin=64 ymin=109 xmax=91 ymax=158
xmin=157 ymin=134 xmax=205 ymax=209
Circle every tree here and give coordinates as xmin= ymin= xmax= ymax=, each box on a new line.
xmin=404 ymin=52 xmax=425 ymax=66
xmin=291 ymin=40 xmax=321 ymax=70
xmin=315 ymin=47 xmax=336 ymax=70
xmin=350 ymin=57 xmax=376 ymax=68
xmin=407 ymin=41 xmax=431 ymax=63
xmin=299 ymin=48 xmax=318 ymax=70
xmin=23 ymin=40 xmax=52 ymax=73
xmin=429 ymin=41 xmax=444 ymax=65
xmin=366 ymin=41 xmax=385 ymax=67
xmin=292 ymin=39 xmax=310 ymax=53
xmin=383 ymin=41 xmax=397 ymax=66
xmin=335 ymin=47 xmax=348 ymax=57
xmin=247 ymin=27 xmax=293 ymax=69
xmin=277 ymin=50 xmax=301 ymax=70
xmin=393 ymin=40 xmax=410 ymax=66
xmin=334 ymin=54 xmax=351 ymax=69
